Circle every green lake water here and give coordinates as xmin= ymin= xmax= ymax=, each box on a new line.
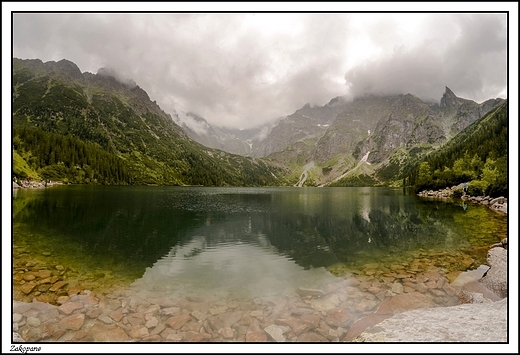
xmin=12 ymin=186 xmax=507 ymax=299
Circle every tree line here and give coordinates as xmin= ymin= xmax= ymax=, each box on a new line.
xmin=13 ymin=126 xmax=133 ymax=184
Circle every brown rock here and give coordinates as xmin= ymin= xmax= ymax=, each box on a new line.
xmin=20 ymin=282 xmax=37 ymax=295
xmin=67 ymin=285 xmax=85 ymax=296
xmin=297 ymin=331 xmax=327 ymax=342
xmin=41 ymin=323 xmax=59 ymax=339
xmin=160 ymin=327 xmax=177 ymax=339
xmin=31 ymin=299 xmax=55 ymax=312
xmin=220 ymin=327 xmax=235 ymax=339
xmin=72 ymin=329 xmax=90 ymax=341
xmin=209 ymin=306 xmax=227 ymax=315
xmin=56 ymin=296 xmax=70 ymax=304
xmin=325 ymin=309 xmax=353 ymax=328
xmin=277 ymin=317 xmax=309 ymax=335
xmin=375 ymin=292 xmax=434 ymax=315
xmin=429 ymin=288 xmax=446 ymax=297
xmin=127 ymin=312 xmax=145 ymax=326
xmin=58 ymin=301 xmax=83 ymax=315
xmin=26 ymin=316 xmax=41 ymax=327
xmin=300 ymin=313 xmax=321 ymax=328
xmin=191 ymin=309 xmax=207 ymax=322
xmin=128 ymin=325 xmax=149 ymax=339
xmin=49 ymin=280 xmax=68 ymax=292
xmin=34 ymin=270 xmax=52 ymax=279
xmin=184 ymin=331 xmax=206 ymax=342
xmin=59 ymin=313 xmax=85 ymax=330
xmin=50 ymin=276 xmax=60 ymax=284
xmin=20 ymin=327 xmax=42 ymax=342
xmin=145 ymin=316 xmax=159 ymax=329
xmin=403 ymin=286 xmax=415 ymax=293
xmin=23 ymin=274 xmax=36 ymax=281
xmin=150 ymin=323 xmax=166 ymax=336
xmin=218 ymin=311 xmax=243 ymax=328
xmin=367 ymin=286 xmax=381 ymax=294
xmin=86 ymin=308 xmax=102 ymax=319
xmin=413 ymin=282 xmax=429 ymax=293
xmin=166 ymin=314 xmax=191 ymax=330
xmin=246 ymin=330 xmax=268 ymax=342
xmin=108 ymin=309 xmax=123 ymax=322
xmin=206 ymin=316 xmax=223 ymax=332
xmin=355 ymin=299 xmax=379 ymax=313
xmin=90 ymin=323 xmax=129 ymax=341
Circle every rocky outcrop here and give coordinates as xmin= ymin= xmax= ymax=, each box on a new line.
xmin=479 ymin=246 xmax=508 ymax=298
xmin=417 ymin=184 xmax=508 ymax=214
xmin=353 ymin=297 xmax=507 ymax=342
xmin=354 ymin=243 xmax=508 ymax=342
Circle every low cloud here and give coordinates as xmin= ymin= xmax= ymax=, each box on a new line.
xmin=344 ymin=14 xmax=507 ymax=103
xmin=12 ymin=13 xmax=508 ymax=129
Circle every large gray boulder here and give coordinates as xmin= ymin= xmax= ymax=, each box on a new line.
xmin=354 ymin=298 xmax=507 ymax=342
xmin=479 ymin=247 xmax=508 ymax=298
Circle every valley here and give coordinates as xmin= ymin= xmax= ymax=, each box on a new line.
xmin=12 ymin=57 xmax=507 ymax=194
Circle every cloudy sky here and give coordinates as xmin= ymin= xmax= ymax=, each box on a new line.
xmin=6 ymin=4 xmax=513 ymax=130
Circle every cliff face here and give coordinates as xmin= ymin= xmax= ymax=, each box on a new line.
xmin=252 ymin=97 xmax=351 ymax=159
xmin=352 ymin=94 xmax=444 ymax=164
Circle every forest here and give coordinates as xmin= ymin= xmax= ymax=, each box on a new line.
xmin=405 ymin=102 xmax=508 ymax=197
xmin=13 ymin=126 xmax=133 ymax=184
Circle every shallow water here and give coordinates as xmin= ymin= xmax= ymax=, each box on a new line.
xmin=12 ymin=186 xmax=506 ymax=301
xmin=12 ymin=186 xmax=507 ymax=342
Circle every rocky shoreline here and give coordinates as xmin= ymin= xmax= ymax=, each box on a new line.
xmin=12 ymin=240 xmax=507 ymax=343
xmin=416 ymin=184 xmax=508 ymax=214
xmin=13 ymin=179 xmax=61 ymax=189
xmin=354 ymin=239 xmax=508 ymax=342
xmin=11 ymin=184 xmax=508 ymax=344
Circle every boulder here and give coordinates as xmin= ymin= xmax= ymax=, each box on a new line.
xmin=479 ymin=247 xmax=507 ymax=299
xmin=353 ymin=298 xmax=507 ymax=342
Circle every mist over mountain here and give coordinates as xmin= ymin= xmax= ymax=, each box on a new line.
xmin=179 ymin=84 xmax=504 ymax=187
xmin=12 ymin=58 xmax=285 ymax=187
xmin=12 ymin=57 xmax=506 ymax=189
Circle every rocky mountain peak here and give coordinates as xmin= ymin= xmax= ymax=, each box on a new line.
xmin=54 ymin=59 xmax=83 ymax=79
xmin=440 ymin=86 xmax=460 ymax=109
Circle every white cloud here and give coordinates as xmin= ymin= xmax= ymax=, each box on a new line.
xmin=10 ymin=11 xmax=509 ymax=129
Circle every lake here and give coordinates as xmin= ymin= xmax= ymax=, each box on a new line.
xmin=12 ymin=185 xmax=507 ymax=341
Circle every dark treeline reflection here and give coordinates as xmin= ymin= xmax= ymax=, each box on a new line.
xmin=13 ymin=186 xmax=499 ymax=275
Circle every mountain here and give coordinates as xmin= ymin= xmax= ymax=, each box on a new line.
xmin=12 ymin=58 xmax=286 ymax=187
xmin=173 ymin=111 xmax=269 ymax=156
xmin=406 ymin=100 xmax=508 ymax=197
xmin=252 ymin=88 xmax=505 ymax=187
xmin=13 ymin=58 xmax=505 ymax=189
xmin=252 ymin=97 xmax=351 ymax=159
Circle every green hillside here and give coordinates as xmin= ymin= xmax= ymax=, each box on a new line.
xmin=12 ymin=58 xmax=286 ymax=187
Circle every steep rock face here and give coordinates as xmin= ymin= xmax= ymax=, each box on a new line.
xmin=252 ymin=97 xmax=351 ymax=158
xmin=440 ymin=86 xmax=506 ymax=136
xmin=313 ymin=95 xmax=397 ymax=165
xmin=353 ymin=94 xmax=444 ymax=164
